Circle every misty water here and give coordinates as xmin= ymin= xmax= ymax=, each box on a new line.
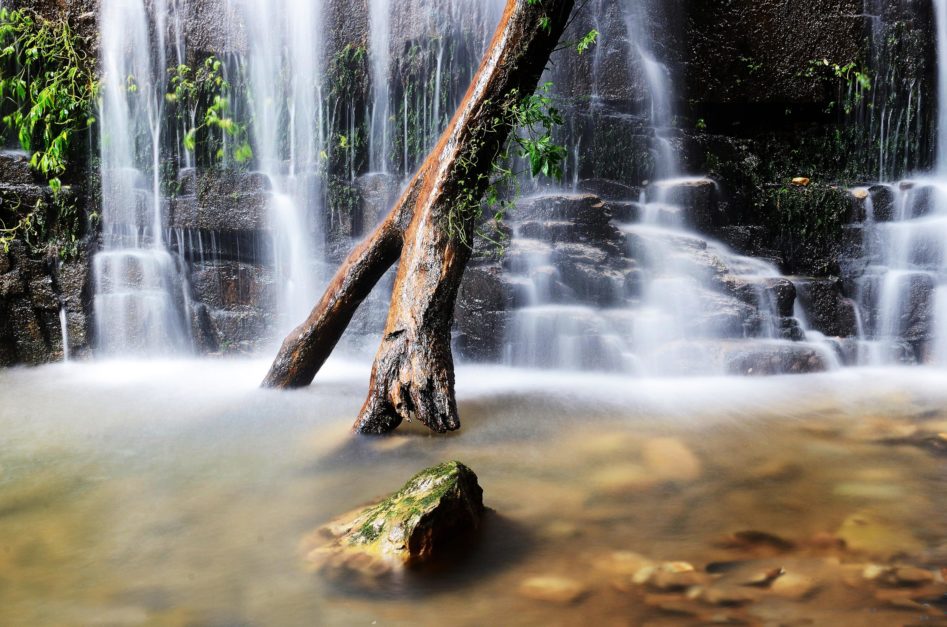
xmin=2 ymin=360 xmax=947 ymax=625
xmin=3 ymin=0 xmax=947 ymax=624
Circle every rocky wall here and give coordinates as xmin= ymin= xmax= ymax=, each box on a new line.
xmin=0 ymin=0 xmax=938 ymax=365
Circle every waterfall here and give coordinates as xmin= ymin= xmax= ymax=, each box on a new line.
xmin=936 ymin=0 xmax=947 ymax=174
xmin=845 ymin=1 xmax=947 ymax=365
xmin=88 ymin=0 xmax=508 ymax=358
xmin=368 ymin=0 xmax=391 ymax=173
xmin=81 ymin=0 xmax=932 ymax=371
xmin=365 ymin=0 xmax=504 ymax=178
xmin=59 ymin=306 xmax=70 ymax=362
xmin=622 ymin=0 xmax=678 ymax=179
xmin=92 ymin=0 xmax=192 ymax=355
xmin=502 ymin=0 xmax=834 ymax=375
xmin=224 ymin=0 xmax=325 ymax=334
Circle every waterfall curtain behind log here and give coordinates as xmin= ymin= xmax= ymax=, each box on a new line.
xmin=263 ymin=0 xmax=576 ymax=434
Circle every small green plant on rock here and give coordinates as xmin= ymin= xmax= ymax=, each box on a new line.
xmin=165 ymin=57 xmax=252 ymax=164
xmin=0 ymin=8 xmax=99 ymax=193
xmin=529 ymin=0 xmax=600 ymax=55
xmin=449 ymin=82 xmax=567 ymax=251
xmin=804 ymin=59 xmax=872 ymax=114
xmin=0 ymin=189 xmax=84 ymax=259
xmin=0 ymin=197 xmax=36 ymax=253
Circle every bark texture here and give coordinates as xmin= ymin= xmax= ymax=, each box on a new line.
xmin=263 ymin=0 xmax=575 ymax=434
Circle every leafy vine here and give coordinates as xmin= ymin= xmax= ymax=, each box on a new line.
xmin=0 ymin=8 xmax=99 ymax=193
xmin=165 ymin=56 xmax=252 ymax=164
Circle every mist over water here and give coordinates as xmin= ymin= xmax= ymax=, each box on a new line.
xmin=84 ymin=0 xmax=947 ymax=369
xmin=2 ymin=360 xmax=947 ymax=624
xmin=4 ymin=0 xmax=947 ymax=624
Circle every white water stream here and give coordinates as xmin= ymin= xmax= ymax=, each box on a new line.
xmin=849 ymin=0 xmax=947 ymax=365
xmin=83 ymin=0 xmax=947 ymax=372
xmin=93 ymin=0 xmax=192 ymax=355
xmin=504 ymin=0 xmax=835 ymax=375
xmin=223 ymin=0 xmax=325 ymax=335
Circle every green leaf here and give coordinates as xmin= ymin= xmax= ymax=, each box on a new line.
xmin=183 ymin=128 xmax=197 ymax=151
xmin=576 ymin=29 xmax=599 ymax=55
xmin=234 ymin=143 xmax=253 ymax=163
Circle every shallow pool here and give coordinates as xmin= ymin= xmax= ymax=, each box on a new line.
xmin=1 ymin=360 xmax=946 ymax=625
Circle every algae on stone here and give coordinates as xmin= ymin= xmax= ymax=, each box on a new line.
xmin=304 ymin=461 xmax=484 ymax=579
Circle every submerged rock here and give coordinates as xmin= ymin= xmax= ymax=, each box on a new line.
xmin=303 ymin=461 xmax=485 ymax=579
xmin=518 ymin=576 xmax=588 ymax=604
xmin=643 ymin=437 xmax=702 ymax=482
xmin=836 ymin=512 xmax=924 ymax=558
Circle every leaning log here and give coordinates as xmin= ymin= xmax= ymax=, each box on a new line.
xmin=263 ymin=0 xmax=575 ymax=434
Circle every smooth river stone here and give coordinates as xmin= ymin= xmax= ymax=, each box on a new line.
xmin=589 ymin=463 xmax=656 ymax=494
xmin=518 ymin=576 xmax=588 ymax=604
xmin=643 ymin=437 xmax=702 ymax=482
xmin=770 ymin=573 xmax=818 ymax=599
xmin=836 ymin=512 xmax=924 ymax=558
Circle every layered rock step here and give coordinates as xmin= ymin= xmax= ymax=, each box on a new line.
xmin=471 ymin=187 xmax=831 ymax=376
xmin=842 ymin=180 xmax=947 ymax=364
xmin=0 ymin=151 xmax=89 ymax=364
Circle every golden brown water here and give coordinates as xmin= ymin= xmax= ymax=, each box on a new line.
xmin=1 ymin=360 xmax=946 ymax=626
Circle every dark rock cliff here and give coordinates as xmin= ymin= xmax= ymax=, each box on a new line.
xmin=0 ymin=0 xmax=936 ymax=364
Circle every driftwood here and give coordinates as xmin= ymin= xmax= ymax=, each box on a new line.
xmin=263 ymin=0 xmax=575 ymax=434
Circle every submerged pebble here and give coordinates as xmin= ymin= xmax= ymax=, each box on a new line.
xmin=518 ymin=576 xmax=587 ymax=604
xmin=643 ymin=437 xmax=702 ymax=482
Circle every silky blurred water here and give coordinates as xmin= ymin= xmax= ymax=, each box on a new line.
xmin=1 ymin=361 xmax=946 ymax=625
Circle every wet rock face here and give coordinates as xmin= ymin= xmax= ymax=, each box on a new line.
xmin=723 ymin=276 xmax=796 ymax=318
xmin=795 ymin=278 xmax=857 ymax=338
xmin=867 ymin=185 xmax=896 ymax=222
xmin=651 ymin=340 xmax=830 ymax=376
xmin=564 ymin=111 xmax=655 ymax=186
xmin=549 ymin=0 xmax=648 ymax=111
xmin=304 ymin=461 xmax=485 ymax=580
xmin=725 ymin=343 xmax=831 ymax=375
xmin=514 ymin=194 xmax=623 ymax=255
xmin=454 ymin=267 xmax=511 ymax=362
xmin=0 ymin=246 xmax=91 ymax=365
xmin=649 ymin=178 xmax=717 ymax=233
xmin=686 ymin=0 xmax=866 ymax=106
xmin=858 ymin=272 xmax=935 ymax=347
xmin=168 ymin=170 xmax=274 ymax=233
xmin=0 ymin=151 xmax=39 ymax=185
xmin=353 ymin=172 xmax=400 ymax=236
xmin=0 ymin=164 xmax=93 ymax=366
xmin=188 ymin=260 xmax=276 ymax=352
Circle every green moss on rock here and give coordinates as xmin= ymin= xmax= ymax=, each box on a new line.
xmin=303 ymin=461 xmax=485 ymax=580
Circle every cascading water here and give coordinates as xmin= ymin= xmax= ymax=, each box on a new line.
xmin=622 ymin=2 xmax=677 ymax=179
xmin=366 ymin=0 xmax=505 ymax=177
xmin=223 ymin=0 xmax=325 ymax=334
xmin=859 ymin=0 xmax=927 ymax=180
xmin=936 ymin=0 xmax=947 ymax=175
xmin=848 ymin=0 xmax=947 ymax=366
xmin=82 ymin=0 xmax=918 ymax=373
xmin=504 ymin=0 xmax=834 ymax=375
xmin=93 ymin=0 xmax=192 ymax=355
xmin=89 ymin=0 xmax=510 ymax=358
xmin=368 ymin=0 xmax=391 ymax=174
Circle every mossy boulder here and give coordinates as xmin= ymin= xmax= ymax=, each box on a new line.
xmin=303 ymin=461 xmax=485 ymax=580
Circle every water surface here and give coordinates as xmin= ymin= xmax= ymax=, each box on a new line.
xmin=2 ymin=361 xmax=946 ymax=625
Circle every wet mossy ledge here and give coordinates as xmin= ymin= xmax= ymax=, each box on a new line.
xmin=302 ymin=461 xmax=485 ymax=583
xmin=0 ymin=0 xmax=937 ymax=366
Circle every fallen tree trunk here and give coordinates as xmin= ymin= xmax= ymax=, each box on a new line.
xmin=263 ymin=0 xmax=575 ymax=433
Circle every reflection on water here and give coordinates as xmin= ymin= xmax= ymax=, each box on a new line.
xmin=1 ymin=361 xmax=946 ymax=625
